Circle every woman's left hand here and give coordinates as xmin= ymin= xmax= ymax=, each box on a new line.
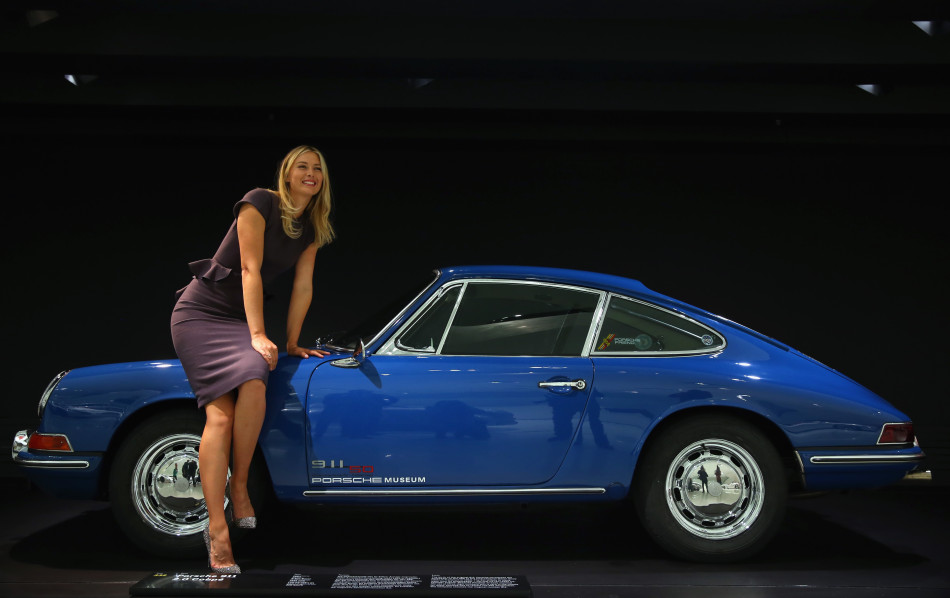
xmin=287 ymin=343 xmax=330 ymax=359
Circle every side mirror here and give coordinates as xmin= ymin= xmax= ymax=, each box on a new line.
xmin=330 ymin=339 xmax=367 ymax=369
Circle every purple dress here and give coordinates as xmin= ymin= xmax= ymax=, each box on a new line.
xmin=171 ymin=189 xmax=315 ymax=408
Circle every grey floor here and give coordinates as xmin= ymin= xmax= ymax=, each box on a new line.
xmin=0 ymin=477 xmax=947 ymax=598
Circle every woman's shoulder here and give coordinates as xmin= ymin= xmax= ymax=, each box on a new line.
xmin=234 ymin=188 xmax=279 ymax=219
xmin=244 ymin=187 xmax=279 ymax=203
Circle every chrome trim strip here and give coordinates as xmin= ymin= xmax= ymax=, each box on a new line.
xmin=582 ymin=292 xmax=610 ymax=357
xmin=38 ymin=370 xmax=69 ymax=418
xmin=436 ymin=281 xmax=467 ymax=355
xmin=793 ymin=451 xmax=806 ymax=487
xmin=303 ymin=487 xmax=606 ymax=497
xmin=809 ymin=454 xmax=924 ymax=464
xmin=14 ymin=458 xmax=90 ymax=469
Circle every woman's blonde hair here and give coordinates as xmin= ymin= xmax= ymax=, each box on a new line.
xmin=274 ymin=145 xmax=335 ymax=247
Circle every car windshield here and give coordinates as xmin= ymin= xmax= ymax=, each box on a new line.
xmin=320 ymin=269 xmax=440 ymax=352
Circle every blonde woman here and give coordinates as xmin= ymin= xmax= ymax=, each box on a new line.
xmin=171 ymin=145 xmax=335 ymax=572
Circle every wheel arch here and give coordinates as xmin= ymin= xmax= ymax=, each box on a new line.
xmin=632 ymin=406 xmax=803 ymax=493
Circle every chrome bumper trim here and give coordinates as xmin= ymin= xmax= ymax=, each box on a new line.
xmin=12 ymin=429 xmax=29 ymax=460
xmin=303 ymin=487 xmax=606 ymax=498
xmin=14 ymin=458 xmax=91 ymax=469
xmin=809 ymin=454 xmax=925 ymax=465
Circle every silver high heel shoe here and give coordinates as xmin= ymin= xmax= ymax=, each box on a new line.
xmin=225 ymin=502 xmax=257 ymax=529
xmin=225 ymin=482 xmax=257 ymax=529
xmin=202 ymin=527 xmax=241 ymax=574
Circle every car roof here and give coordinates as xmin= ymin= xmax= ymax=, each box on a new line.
xmin=439 ymin=265 xmax=658 ymax=298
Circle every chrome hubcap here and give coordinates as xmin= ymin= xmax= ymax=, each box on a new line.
xmin=665 ymin=438 xmax=764 ymax=540
xmin=130 ymin=433 xmax=224 ymax=536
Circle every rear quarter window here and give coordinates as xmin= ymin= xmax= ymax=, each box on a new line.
xmin=593 ymin=295 xmax=724 ymax=355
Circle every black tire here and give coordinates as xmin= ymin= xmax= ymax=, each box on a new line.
xmin=108 ymin=408 xmax=272 ymax=558
xmin=634 ymin=413 xmax=787 ymax=563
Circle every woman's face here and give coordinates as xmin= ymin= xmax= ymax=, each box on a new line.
xmin=285 ymin=151 xmax=324 ymax=202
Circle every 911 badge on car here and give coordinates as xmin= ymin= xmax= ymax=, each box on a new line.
xmin=12 ymin=265 xmax=927 ymax=563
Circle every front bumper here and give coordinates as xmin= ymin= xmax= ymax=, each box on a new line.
xmin=12 ymin=429 xmax=104 ymax=498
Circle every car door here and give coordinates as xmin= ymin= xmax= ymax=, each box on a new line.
xmin=306 ymin=280 xmax=603 ymax=487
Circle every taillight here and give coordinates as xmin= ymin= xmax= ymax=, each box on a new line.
xmin=878 ymin=423 xmax=914 ymax=444
xmin=27 ymin=433 xmax=73 ymax=452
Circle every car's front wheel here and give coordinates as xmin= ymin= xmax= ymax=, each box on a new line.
xmin=634 ymin=414 xmax=787 ymax=562
xmin=108 ymin=408 xmax=212 ymax=558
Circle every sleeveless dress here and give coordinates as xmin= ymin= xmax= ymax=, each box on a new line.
xmin=171 ymin=189 xmax=315 ymax=408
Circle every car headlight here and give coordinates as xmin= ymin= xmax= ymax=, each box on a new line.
xmin=38 ymin=370 xmax=68 ymax=418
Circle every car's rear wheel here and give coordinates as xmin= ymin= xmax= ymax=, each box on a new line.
xmin=634 ymin=413 xmax=787 ymax=562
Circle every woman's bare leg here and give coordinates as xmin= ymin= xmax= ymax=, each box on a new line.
xmin=200 ymin=393 xmax=238 ymax=568
xmin=229 ymin=378 xmax=266 ymax=520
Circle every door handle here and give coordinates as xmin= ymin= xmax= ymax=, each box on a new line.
xmin=538 ymin=379 xmax=587 ymax=390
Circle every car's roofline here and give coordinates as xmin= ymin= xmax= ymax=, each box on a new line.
xmin=434 ymin=265 xmax=793 ymax=353
xmin=436 ymin=265 xmax=698 ymax=313
xmin=438 ymin=265 xmax=652 ymax=294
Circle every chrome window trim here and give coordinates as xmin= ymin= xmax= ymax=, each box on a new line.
xmin=590 ymin=293 xmax=727 ymax=357
xmin=303 ymin=487 xmax=606 ymax=497
xmin=363 ymin=269 xmax=442 ymax=353
xmin=384 ymin=281 xmax=465 ymax=355
xmin=380 ymin=278 xmax=605 ymax=358
xmin=436 ymin=281 xmax=466 ymax=355
xmin=581 ymin=293 xmax=610 ymax=357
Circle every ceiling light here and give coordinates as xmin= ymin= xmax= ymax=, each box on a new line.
xmin=857 ymin=84 xmax=885 ymax=96
xmin=26 ymin=10 xmax=58 ymax=27
xmin=65 ymin=74 xmax=98 ymax=86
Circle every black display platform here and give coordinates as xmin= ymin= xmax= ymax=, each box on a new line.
xmin=130 ymin=572 xmax=532 ymax=597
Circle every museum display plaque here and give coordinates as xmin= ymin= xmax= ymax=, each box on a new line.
xmin=130 ymin=572 xmax=532 ymax=597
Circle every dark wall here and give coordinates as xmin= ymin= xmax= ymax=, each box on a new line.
xmin=5 ymin=119 xmax=946 ymax=471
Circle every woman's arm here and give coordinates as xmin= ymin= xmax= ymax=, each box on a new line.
xmin=286 ymin=242 xmax=328 ymax=358
xmin=237 ymin=203 xmax=279 ymax=370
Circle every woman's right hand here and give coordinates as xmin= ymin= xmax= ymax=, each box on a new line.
xmin=251 ymin=334 xmax=279 ymax=371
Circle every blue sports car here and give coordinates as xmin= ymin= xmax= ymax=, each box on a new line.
xmin=12 ymin=266 xmax=927 ymax=562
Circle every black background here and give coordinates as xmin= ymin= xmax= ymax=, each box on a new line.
xmin=2 ymin=1 xmax=948 ymax=480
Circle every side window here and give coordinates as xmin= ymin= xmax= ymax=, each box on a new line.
xmin=397 ymin=285 xmax=462 ymax=352
xmin=440 ymin=282 xmax=600 ymax=356
xmin=594 ymin=296 xmax=724 ymax=354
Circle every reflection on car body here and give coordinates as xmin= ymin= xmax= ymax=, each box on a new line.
xmin=12 ymin=265 xmax=928 ymax=563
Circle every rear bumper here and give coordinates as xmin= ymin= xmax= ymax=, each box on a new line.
xmin=796 ymin=445 xmax=926 ymax=490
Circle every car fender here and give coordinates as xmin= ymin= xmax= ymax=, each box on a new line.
xmin=38 ymin=360 xmax=195 ymax=452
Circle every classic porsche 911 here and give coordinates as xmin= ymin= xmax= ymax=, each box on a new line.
xmin=12 ymin=265 xmax=926 ymax=563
